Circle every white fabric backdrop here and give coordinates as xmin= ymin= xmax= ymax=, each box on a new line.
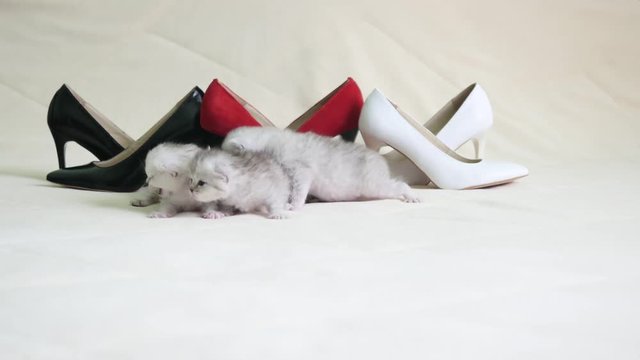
xmin=1 ymin=0 xmax=639 ymax=358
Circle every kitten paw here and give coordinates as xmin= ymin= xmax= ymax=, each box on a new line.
xmin=131 ymin=199 xmax=152 ymax=207
xmin=148 ymin=211 xmax=174 ymax=218
xmin=267 ymin=211 xmax=290 ymax=220
xmin=402 ymin=194 xmax=422 ymax=203
xmin=201 ymin=211 xmax=227 ymax=219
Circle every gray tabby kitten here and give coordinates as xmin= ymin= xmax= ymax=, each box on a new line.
xmin=132 ymin=143 xmax=228 ymax=219
xmin=189 ymin=149 xmax=292 ymax=219
xmin=222 ymin=127 xmax=420 ymax=209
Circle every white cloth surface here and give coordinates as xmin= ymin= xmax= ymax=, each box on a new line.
xmin=1 ymin=0 xmax=639 ymax=358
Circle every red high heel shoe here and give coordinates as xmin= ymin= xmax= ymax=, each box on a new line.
xmin=200 ymin=78 xmax=363 ymax=141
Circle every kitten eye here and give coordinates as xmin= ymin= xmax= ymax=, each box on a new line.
xmin=197 ymin=180 xmax=206 ymax=187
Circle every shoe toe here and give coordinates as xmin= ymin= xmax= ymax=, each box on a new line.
xmin=478 ymin=160 xmax=528 ymax=188
xmin=46 ymin=162 xmax=145 ymax=192
xmin=46 ymin=164 xmax=95 ymax=187
xmin=500 ymin=161 xmax=529 ymax=179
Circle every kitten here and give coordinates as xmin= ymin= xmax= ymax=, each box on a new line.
xmin=222 ymin=127 xmax=420 ymax=209
xmin=133 ymin=142 xmax=228 ymax=219
xmin=189 ymin=149 xmax=292 ymax=219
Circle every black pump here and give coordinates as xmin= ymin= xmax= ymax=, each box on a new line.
xmin=46 ymin=87 xmax=222 ymax=192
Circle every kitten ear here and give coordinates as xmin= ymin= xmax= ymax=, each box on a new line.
xmin=213 ymin=171 xmax=229 ymax=184
xmin=227 ymin=140 xmax=245 ymax=154
xmin=212 ymin=165 xmax=229 ymax=184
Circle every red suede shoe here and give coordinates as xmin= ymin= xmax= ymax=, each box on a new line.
xmin=200 ymin=78 xmax=363 ymax=141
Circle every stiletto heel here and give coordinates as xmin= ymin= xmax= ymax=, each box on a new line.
xmin=471 ymin=133 xmax=487 ymax=158
xmin=52 ymin=131 xmax=70 ymax=169
xmin=46 ymin=87 xmax=217 ymax=192
xmin=47 ymin=84 xmax=134 ymax=168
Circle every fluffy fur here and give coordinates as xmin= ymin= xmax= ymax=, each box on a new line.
xmin=130 ymin=184 xmax=161 ymax=207
xmin=133 ymin=143 xmax=227 ymax=219
xmin=222 ymin=127 xmax=420 ymax=209
xmin=189 ymin=149 xmax=292 ymax=219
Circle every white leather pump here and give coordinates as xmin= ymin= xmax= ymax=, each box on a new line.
xmin=359 ymin=89 xmax=528 ymax=190
xmin=382 ymin=83 xmax=493 ymax=185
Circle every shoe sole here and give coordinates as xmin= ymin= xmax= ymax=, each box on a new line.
xmin=462 ymin=174 xmax=528 ymax=190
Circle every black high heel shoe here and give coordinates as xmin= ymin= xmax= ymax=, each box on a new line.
xmin=48 ymin=84 xmax=135 ymax=168
xmin=46 ymin=87 xmax=222 ymax=192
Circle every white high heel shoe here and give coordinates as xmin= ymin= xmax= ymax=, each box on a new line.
xmin=359 ymin=89 xmax=528 ymax=190
xmin=382 ymin=83 xmax=492 ymax=185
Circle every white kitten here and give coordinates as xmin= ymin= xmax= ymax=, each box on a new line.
xmin=189 ymin=149 xmax=292 ymax=219
xmin=136 ymin=142 xmax=228 ymax=219
xmin=222 ymin=127 xmax=420 ymax=209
